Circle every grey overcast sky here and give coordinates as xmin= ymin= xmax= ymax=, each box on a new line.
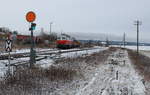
xmin=0 ymin=0 xmax=150 ymax=42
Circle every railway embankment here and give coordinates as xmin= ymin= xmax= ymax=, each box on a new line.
xmin=0 ymin=47 xmax=114 ymax=95
xmin=1 ymin=47 xmax=147 ymax=95
xmin=128 ymin=49 xmax=150 ymax=95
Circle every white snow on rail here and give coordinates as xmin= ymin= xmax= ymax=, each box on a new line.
xmin=0 ymin=46 xmax=107 ymax=77
xmin=61 ymin=47 xmax=107 ymax=58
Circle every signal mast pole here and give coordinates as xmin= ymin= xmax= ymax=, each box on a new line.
xmin=26 ymin=11 xmax=36 ymax=68
xmin=30 ymin=23 xmax=36 ymax=67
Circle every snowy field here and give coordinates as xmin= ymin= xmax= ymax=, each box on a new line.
xmin=112 ymin=45 xmax=150 ymax=58
xmin=75 ymin=49 xmax=145 ymax=95
xmin=124 ymin=45 xmax=150 ymax=58
xmin=0 ymin=46 xmax=108 ymax=77
xmin=112 ymin=45 xmax=150 ymax=51
xmin=125 ymin=45 xmax=150 ymax=51
xmin=0 ymin=47 xmax=149 ymax=94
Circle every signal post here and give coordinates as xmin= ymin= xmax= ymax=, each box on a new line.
xmin=26 ymin=11 xmax=36 ymax=68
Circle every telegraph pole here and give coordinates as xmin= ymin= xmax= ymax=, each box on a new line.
xmin=50 ymin=22 xmax=53 ymax=34
xmin=134 ymin=20 xmax=142 ymax=55
xmin=106 ymin=37 xmax=109 ymax=47
xmin=50 ymin=22 xmax=53 ymax=42
xmin=123 ymin=33 xmax=126 ymax=48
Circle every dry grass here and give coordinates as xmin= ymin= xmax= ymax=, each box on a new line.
xmin=5 ymin=66 xmax=77 ymax=83
xmin=0 ymin=47 xmax=117 ymax=95
xmin=56 ymin=47 xmax=117 ymax=68
xmin=45 ymin=66 xmax=77 ymax=81
xmin=128 ymin=49 xmax=150 ymax=81
xmin=0 ymin=66 xmax=77 ymax=95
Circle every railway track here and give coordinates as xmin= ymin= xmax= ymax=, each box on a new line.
xmin=2 ymin=47 xmax=104 ymax=68
xmin=0 ymin=47 xmax=103 ymax=60
xmin=0 ymin=49 xmax=58 ymax=60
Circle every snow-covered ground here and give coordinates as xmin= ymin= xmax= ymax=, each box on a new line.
xmin=125 ymin=46 xmax=150 ymax=51
xmin=112 ymin=45 xmax=150 ymax=51
xmin=44 ymin=48 xmax=146 ymax=95
xmin=140 ymin=51 xmax=150 ymax=58
xmin=0 ymin=46 xmax=108 ymax=77
xmin=75 ymin=49 xmax=145 ymax=95
xmin=0 ymin=48 xmax=56 ymax=55
xmin=112 ymin=45 xmax=150 ymax=58
xmin=0 ymin=47 xmax=148 ymax=94
xmin=122 ymin=45 xmax=150 ymax=58
xmin=0 ymin=46 xmax=105 ymax=56
xmin=61 ymin=47 xmax=107 ymax=58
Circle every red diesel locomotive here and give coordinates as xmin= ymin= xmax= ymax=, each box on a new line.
xmin=56 ymin=34 xmax=80 ymax=49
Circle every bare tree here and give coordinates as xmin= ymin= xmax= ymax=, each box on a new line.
xmin=39 ymin=31 xmax=57 ymax=42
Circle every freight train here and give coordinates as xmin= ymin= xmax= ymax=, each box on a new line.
xmin=56 ymin=33 xmax=80 ymax=49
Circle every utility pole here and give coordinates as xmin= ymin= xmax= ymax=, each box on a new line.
xmin=106 ymin=37 xmax=109 ymax=47
xmin=50 ymin=22 xmax=53 ymax=42
xmin=134 ymin=20 xmax=142 ymax=55
xmin=123 ymin=33 xmax=126 ymax=48
xmin=50 ymin=22 xmax=53 ymax=34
